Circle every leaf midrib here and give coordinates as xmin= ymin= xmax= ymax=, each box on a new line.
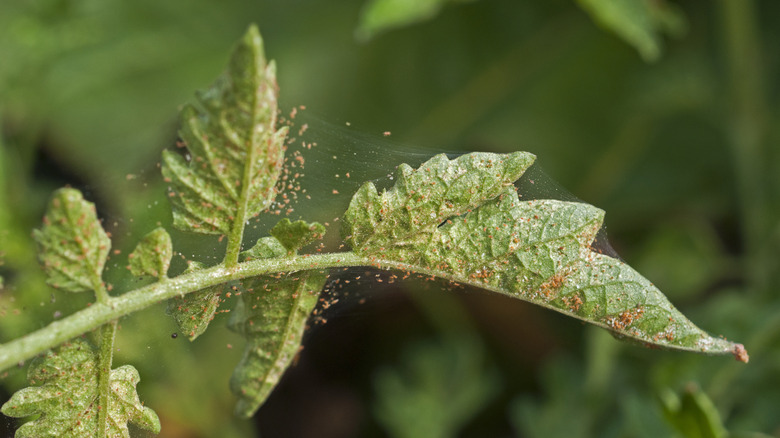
xmin=224 ymin=88 xmax=260 ymax=267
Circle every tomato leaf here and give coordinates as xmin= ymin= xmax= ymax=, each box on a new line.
xmin=166 ymin=261 xmax=224 ymax=341
xmin=343 ymin=151 xmax=535 ymax=253
xmin=0 ymin=339 xmax=160 ymax=437
xmin=161 ymin=25 xmax=285 ymax=237
xmin=270 ymin=218 xmax=326 ymax=254
xmin=576 ymin=0 xmax=686 ymax=62
xmin=356 ymin=0 xmax=475 ymax=41
xmin=128 ymin=227 xmax=172 ymax=279
xmin=33 ymin=188 xmax=110 ymax=295
xmin=343 ymin=152 xmax=746 ymax=358
xmin=228 ymin=237 xmax=327 ymax=418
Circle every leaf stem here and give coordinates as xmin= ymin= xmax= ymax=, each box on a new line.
xmin=96 ymin=320 xmax=117 ymax=438
xmin=0 ymin=252 xmax=363 ymax=372
xmin=94 ymin=274 xmax=111 ymax=304
xmin=0 ymin=249 xmax=745 ymax=372
xmin=94 ymin=287 xmax=110 ymax=305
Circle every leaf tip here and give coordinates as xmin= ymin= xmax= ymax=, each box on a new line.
xmin=733 ymin=343 xmax=749 ymax=363
xmin=232 ymin=23 xmax=267 ymax=75
xmin=140 ymin=406 xmax=162 ymax=433
xmin=244 ymin=23 xmax=262 ymax=46
xmin=233 ymin=399 xmax=256 ymax=420
xmin=0 ymin=399 xmax=14 ymax=416
xmin=508 ymin=150 xmax=536 ymax=167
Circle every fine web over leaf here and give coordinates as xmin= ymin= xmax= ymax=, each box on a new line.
xmin=342 ymin=152 xmax=745 ymax=357
xmin=0 ymin=339 xmax=160 ymax=437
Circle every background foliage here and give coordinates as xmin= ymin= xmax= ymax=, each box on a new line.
xmin=1 ymin=0 xmax=778 ymax=437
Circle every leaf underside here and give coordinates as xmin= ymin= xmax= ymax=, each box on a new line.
xmin=343 ymin=152 xmax=744 ymax=358
xmin=0 ymin=339 xmax=160 ymax=437
xmin=270 ymin=218 xmax=327 ymax=254
xmin=167 ymin=261 xmax=224 ymax=341
xmin=356 ymin=0 xmax=468 ymax=41
xmin=161 ymin=24 xmax=286 ymax=236
xmin=576 ymin=0 xmax=686 ymax=62
xmin=660 ymin=385 xmax=728 ymax=438
xmin=33 ymin=188 xmax=110 ymax=293
xmin=228 ymin=237 xmax=327 ymax=418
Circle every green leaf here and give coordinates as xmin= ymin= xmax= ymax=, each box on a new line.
xmin=0 ymin=339 xmax=160 ymax=437
xmin=343 ymin=152 xmax=747 ymax=358
xmin=161 ymin=25 xmax=286 ymax=237
xmin=240 ymin=236 xmax=288 ymax=261
xmin=550 ymin=252 xmax=732 ymax=352
xmin=356 ymin=0 xmax=475 ymax=41
xmin=396 ymin=190 xmax=604 ymax=284
xmin=270 ymin=218 xmax=326 ymax=254
xmin=228 ymin=241 xmax=327 ymax=418
xmin=343 ymin=151 xmax=535 ymax=253
xmin=167 ymin=261 xmax=224 ymax=341
xmin=576 ymin=0 xmax=687 ymax=62
xmin=659 ymin=385 xmax=727 ymax=438
xmin=128 ymin=227 xmax=172 ymax=279
xmin=32 ymin=188 xmax=110 ymax=294
xmin=373 ymin=336 xmax=499 ymax=438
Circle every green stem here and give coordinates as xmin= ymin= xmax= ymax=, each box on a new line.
xmin=94 ymin=276 xmax=114 ymax=437
xmin=94 ymin=287 xmax=110 ymax=305
xmin=704 ymin=0 xmax=769 ymax=404
xmin=718 ymin=0 xmax=768 ymax=295
xmin=0 ymin=252 xmax=375 ymax=372
xmin=0 ymin=246 xmax=745 ymax=372
xmin=93 ymin=272 xmax=111 ymax=304
xmin=96 ymin=321 xmax=117 ymax=438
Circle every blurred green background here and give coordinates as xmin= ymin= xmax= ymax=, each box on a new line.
xmin=1 ymin=0 xmax=779 ymax=437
